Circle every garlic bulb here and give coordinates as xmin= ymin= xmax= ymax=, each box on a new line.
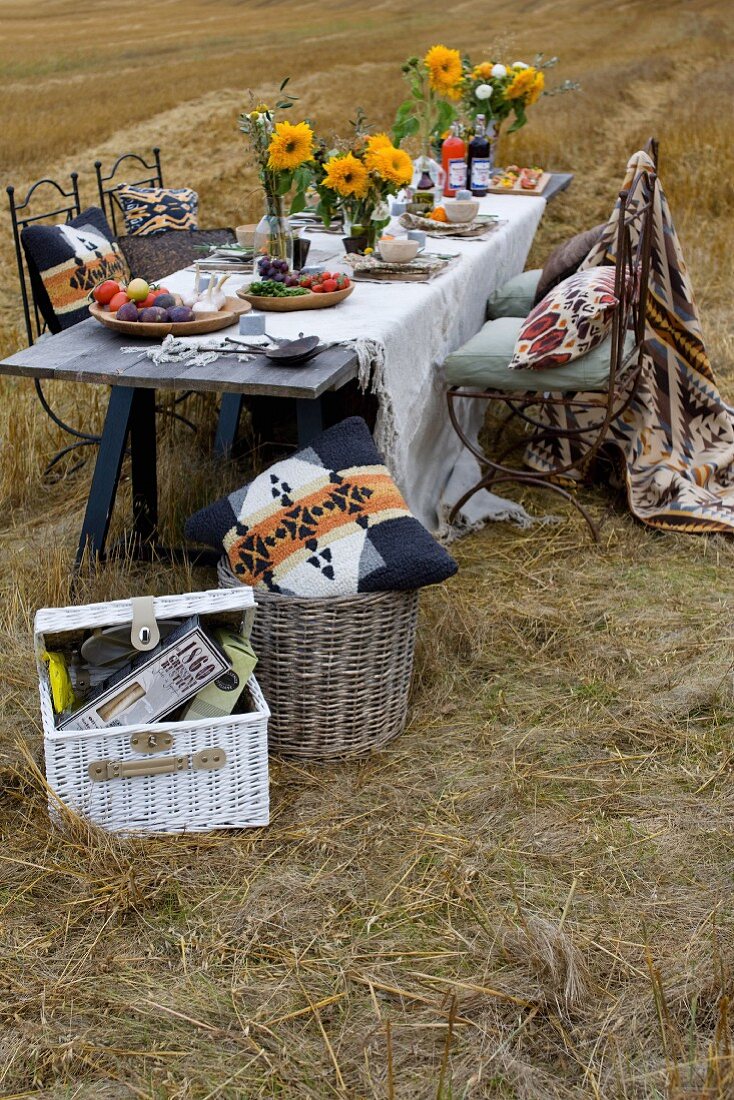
xmin=209 ymin=273 xmax=230 ymax=311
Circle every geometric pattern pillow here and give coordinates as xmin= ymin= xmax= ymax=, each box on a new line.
xmin=115 ymin=186 xmax=198 ymax=236
xmin=509 ymin=267 xmax=619 ymax=372
xmin=184 ymin=417 xmax=458 ymax=597
xmin=20 ymin=206 xmax=131 ymax=332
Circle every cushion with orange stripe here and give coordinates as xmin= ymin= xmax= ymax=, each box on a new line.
xmin=21 ymin=206 xmax=130 ymax=333
xmin=185 ymin=417 xmax=458 ymax=596
xmin=115 ymin=185 xmax=198 ymax=236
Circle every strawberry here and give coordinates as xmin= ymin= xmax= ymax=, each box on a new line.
xmin=322 ymin=279 xmax=338 ymax=293
xmin=312 ymin=284 xmax=326 ymax=293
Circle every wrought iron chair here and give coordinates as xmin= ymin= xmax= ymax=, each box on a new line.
xmin=446 ymin=165 xmax=657 ymax=541
xmin=6 ymin=174 xmax=102 ymax=470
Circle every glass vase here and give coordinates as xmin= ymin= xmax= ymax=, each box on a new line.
xmin=253 ymin=196 xmax=294 ymax=275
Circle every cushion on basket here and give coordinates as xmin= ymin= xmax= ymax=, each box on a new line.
xmin=487 ymin=269 xmax=541 ymax=319
xmin=533 ymin=223 xmax=607 ymax=305
xmin=20 ymin=206 xmax=131 ymax=332
xmin=445 ymin=315 xmax=634 ymax=392
xmin=186 ymin=416 xmax=457 ymax=597
xmin=115 ymin=185 xmax=199 ymax=236
xmin=509 ymin=268 xmax=619 ymax=372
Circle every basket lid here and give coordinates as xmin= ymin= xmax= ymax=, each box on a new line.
xmin=34 ymin=586 xmax=256 ymax=637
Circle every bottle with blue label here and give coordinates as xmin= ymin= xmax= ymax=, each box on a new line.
xmin=467 ymin=114 xmax=490 ymax=197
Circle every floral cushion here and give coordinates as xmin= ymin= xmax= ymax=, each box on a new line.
xmin=115 ymin=185 xmax=198 ymax=236
xmin=509 ymin=268 xmax=619 ymax=371
xmin=20 ymin=206 xmax=130 ymax=332
xmin=185 ymin=417 xmax=458 ymax=597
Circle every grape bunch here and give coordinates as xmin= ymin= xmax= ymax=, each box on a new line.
xmin=256 ymin=255 xmax=301 ymax=287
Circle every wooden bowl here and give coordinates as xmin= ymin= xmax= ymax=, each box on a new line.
xmin=236 ymin=283 xmax=354 ymax=312
xmin=89 ymin=296 xmax=251 ymax=337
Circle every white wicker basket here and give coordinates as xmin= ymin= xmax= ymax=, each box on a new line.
xmin=35 ymin=588 xmax=270 ymax=834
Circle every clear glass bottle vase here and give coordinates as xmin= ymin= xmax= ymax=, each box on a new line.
xmin=253 ymin=197 xmax=294 ymax=274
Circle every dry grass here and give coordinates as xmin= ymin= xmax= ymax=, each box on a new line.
xmin=2 ymin=0 xmax=734 ymax=1096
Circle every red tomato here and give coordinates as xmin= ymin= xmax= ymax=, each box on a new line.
xmin=152 ymin=287 xmax=170 ymax=299
xmin=108 ymin=291 xmax=130 ymax=312
xmin=93 ymin=279 xmax=121 ymax=305
xmin=322 ymin=279 xmax=338 ymax=293
xmin=138 ymin=292 xmax=157 ymax=309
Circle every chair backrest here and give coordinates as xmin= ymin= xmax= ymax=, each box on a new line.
xmin=95 ymin=148 xmax=163 ymax=235
xmin=643 ymin=136 xmax=659 ymax=171
xmin=6 ymin=174 xmax=82 ymax=345
xmin=607 ymin=165 xmax=656 ymax=393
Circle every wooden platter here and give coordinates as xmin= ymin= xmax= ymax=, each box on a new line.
xmin=236 ymin=284 xmax=354 ymax=312
xmin=89 ymin=296 xmax=251 ymax=338
xmin=488 ymin=171 xmax=552 ymax=197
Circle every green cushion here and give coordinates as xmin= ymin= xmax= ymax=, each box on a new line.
xmin=445 ymin=316 xmax=635 ymax=393
xmin=486 ymin=269 xmax=542 ymax=319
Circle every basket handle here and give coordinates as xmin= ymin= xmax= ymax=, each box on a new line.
xmin=87 ymin=747 xmax=227 ymax=782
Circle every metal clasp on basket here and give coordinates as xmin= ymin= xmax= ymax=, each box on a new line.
xmin=130 ymin=596 xmax=160 ymax=652
xmin=130 ymin=731 xmax=174 ymax=755
xmin=87 ymin=748 xmax=227 ymax=782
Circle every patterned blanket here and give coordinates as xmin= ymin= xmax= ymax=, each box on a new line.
xmin=527 ymin=150 xmax=734 ymax=532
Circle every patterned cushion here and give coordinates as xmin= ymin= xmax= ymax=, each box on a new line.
xmin=533 ymin=223 xmax=607 ymax=306
xmin=115 ymin=185 xmax=198 ymax=236
xmin=185 ymin=417 xmax=458 ymax=597
xmin=20 ymin=206 xmax=130 ymax=332
xmin=509 ymin=268 xmax=619 ymax=372
xmin=486 ymin=269 xmax=541 ymax=320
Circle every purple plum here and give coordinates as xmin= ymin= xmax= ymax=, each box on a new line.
xmin=139 ymin=306 xmax=169 ymax=324
xmin=169 ymin=306 xmax=194 ymax=323
xmin=116 ymin=302 xmax=139 ymax=322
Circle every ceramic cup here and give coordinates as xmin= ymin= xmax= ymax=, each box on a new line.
xmin=390 ymin=200 xmax=408 ymax=216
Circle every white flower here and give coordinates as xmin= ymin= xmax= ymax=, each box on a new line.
xmin=475 ymin=83 xmax=493 ymax=100
xmin=512 ymin=61 xmax=529 ymax=70
xmin=491 ymin=63 xmax=507 ymax=78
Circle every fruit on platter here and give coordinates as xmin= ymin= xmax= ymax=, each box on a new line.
xmin=91 ymin=276 xmax=216 ymax=324
xmin=247 ymin=256 xmax=351 ymax=298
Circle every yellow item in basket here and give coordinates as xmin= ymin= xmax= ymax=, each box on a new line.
xmin=42 ymin=650 xmax=76 ymax=714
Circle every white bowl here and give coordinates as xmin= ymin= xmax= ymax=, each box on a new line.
xmin=445 ymin=200 xmax=480 ymax=223
xmin=378 ymin=238 xmax=420 ymax=263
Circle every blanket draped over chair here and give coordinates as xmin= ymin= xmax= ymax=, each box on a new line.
xmin=527 ymin=149 xmax=734 ymax=533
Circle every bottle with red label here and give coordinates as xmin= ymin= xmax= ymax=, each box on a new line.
xmin=442 ymin=122 xmax=467 ymax=198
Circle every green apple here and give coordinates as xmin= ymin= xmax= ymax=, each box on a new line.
xmin=127 ymin=278 xmax=150 ymax=302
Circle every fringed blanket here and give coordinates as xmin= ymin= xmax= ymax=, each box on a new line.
xmin=527 ymin=150 xmax=734 ymax=532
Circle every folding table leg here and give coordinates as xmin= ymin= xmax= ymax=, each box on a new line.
xmin=129 ymin=387 xmax=158 ymax=551
xmin=214 ymin=393 xmax=243 ymax=457
xmin=295 ymin=396 xmax=325 ymax=447
xmin=75 ymin=386 xmax=135 ymax=566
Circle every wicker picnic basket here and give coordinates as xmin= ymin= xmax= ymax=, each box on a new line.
xmin=35 ymin=588 xmax=270 ymax=833
xmin=217 ymin=558 xmax=419 ymax=758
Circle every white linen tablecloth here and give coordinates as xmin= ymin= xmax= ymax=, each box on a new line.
xmin=166 ymin=194 xmax=545 ymax=534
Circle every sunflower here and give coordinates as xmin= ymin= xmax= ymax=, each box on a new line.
xmin=365 ymin=132 xmax=395 ymax=170
xmin=526 ymin=70 xmax=545 ymax=105
xmin=424 ymin=45 xmax=463 ymax=98
xmin=369 ymin=145 xmax=414 ymax=189
xmin=472 ymin=62 xmax=494 ymax=81
xmin=322 ymin=152 xmax=370 ymax=198
xmin=505 ymin=67 xmax=537 ymax=101
xmin=267 ymin=121 xmax=314 ymax=171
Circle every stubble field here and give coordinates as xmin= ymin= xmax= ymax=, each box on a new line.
xmin=1 ymin=0 xmax=734 ymax=1096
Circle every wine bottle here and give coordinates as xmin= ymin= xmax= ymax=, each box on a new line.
xmin=442 ymin=122 xmax=467 ymax=198
xmin=467 ymin=115 xmax=490 ymax=197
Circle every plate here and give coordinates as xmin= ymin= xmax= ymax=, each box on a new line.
xmin=236 ymin=284 xmax=354 ymax=312
xmin=89 ymin=296 xmax=251 ymax=337
xmin=488 ymin=171 xmax=551 ymax=196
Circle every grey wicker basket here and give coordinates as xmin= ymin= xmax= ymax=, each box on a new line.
xmin=218 ymin=558 xmax=419 ymax=758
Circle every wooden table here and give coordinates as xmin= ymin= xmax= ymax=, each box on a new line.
xmin=0 ymin=320 xmax=358 ymax=564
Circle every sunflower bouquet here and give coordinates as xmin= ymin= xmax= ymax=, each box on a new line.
xmin=392 ymin=46 xmax=463 ymax=162
xmin=462 ymin=56 xmax=578 ymax=132
xmin=314 ymin=120 xmax=414 ymax=250
xmin=238 ymin=80 xmax=316 ymax=264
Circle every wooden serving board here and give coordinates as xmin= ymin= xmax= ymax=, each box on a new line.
xmin=89 ymin=296 xmax=251 ymax=338
xmin=488 ymin=171 xmax=552 ymax=197
xmin=236 ymin=284 xmax=354 ymax=312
